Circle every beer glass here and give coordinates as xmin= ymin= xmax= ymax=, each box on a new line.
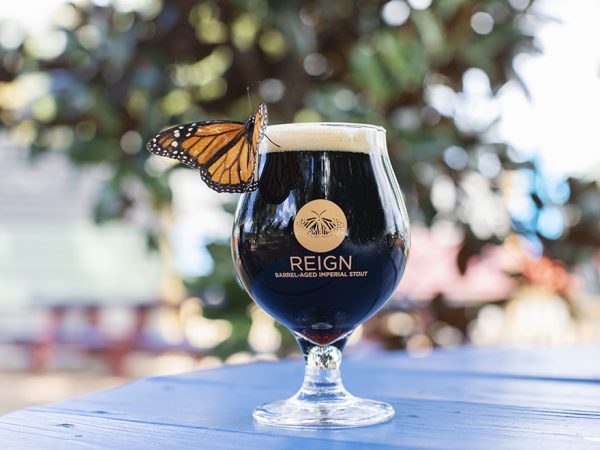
xmin=232 ymin=123 xmax=410 ymax=428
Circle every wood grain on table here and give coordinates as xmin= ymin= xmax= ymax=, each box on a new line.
xmin=1 ymin=346 xmax=599 ymax=449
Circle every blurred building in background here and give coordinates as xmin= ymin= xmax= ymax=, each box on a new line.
xmin=0 ymin=0 xmax=599 ymax=413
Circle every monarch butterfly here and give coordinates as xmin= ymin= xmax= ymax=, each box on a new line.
xmin=146 ymin=103 xmax=268 ymax=193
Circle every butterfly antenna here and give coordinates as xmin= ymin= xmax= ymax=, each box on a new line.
xmin=246 ymin=86 xmax=253 ymax=113
xmin=264 ymin=134 xmax=280 ymax=148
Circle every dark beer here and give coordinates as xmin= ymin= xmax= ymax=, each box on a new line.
xmin=232 ymin=124 xmax=409 ymax=346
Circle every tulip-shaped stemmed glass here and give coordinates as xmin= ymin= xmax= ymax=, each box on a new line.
xmin=232 ymin=123 xmax=409 ymax=428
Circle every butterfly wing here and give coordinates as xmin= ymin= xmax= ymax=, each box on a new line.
xmin=146 ymin=112 xmax=266 ymax=193
xmin=199 ymin=125 xmax=255 ymax=193
xmin=258 ymin=151 xmax=300 ymax=204
xmin=201 ymin=103 xmax=268 ymax=192
xmin=252 ymin=103 xmax=268 ymax=154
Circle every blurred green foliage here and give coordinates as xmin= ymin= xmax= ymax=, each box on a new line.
xmin=2 ymin=0 xmax=599 ymax=356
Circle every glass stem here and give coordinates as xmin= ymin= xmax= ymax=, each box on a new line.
xmin=295 ymin=339 xmax=350 ymax=402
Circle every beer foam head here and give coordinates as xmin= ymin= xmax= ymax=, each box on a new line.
xmin=259 ymin=123 xmax=386 ymax=154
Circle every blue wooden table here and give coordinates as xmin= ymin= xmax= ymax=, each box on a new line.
xmin=1 ymin=345 xmax=600 ymax=449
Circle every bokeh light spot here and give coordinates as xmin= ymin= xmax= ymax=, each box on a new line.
xmin=258 ymin=30 xmax=287 ymax=59
xmin=120 ymin=130 xmax=143 ymax=155
xmin=0 ymin=21 xmax=26 ymax=50
xmin=386 ymin=312 xmax=414 ymax=336
xmin=333 ymin=89 xmax=355 ymax=111
xmin=52 ymin=3 xmax=82 ymax=30
xmin=431 ymin=175 xmax=457 ymax=213
xmin=443 ymin=145 xmax=468 ymax=170
xmin=381 ymin=1 xmax=410 ymax=26
xmin=537 ymin=206 xmax=564 ymax=240
xmin=31 ymin=95 xmax=57 ymax=122
xmin=77 ymin=24 xmax=102 ymax=51
xmin=294 ymin=109 xmax=322 ymax=122
xmin=478 ymin=152 xmax=501 ymax=178
xmin=509 ymin=0 xmax=530 ymax=11
xmin=25 ymin=30 xmax=67 ymax=60
xmin=303 ymin=53 xmax=328 ymax=77
xmin=258 ymin=78 xmax=285 ymax=103
xmin=471 ymin=12 xmax=494 ymax=35
xmin=407 ymin=0 xmax=432 ymax=10
xmin=232 ymin=13 xmax=259 ymax=51
xmin=161 ymin=89 xmax=191 ymax=116
xmin=198 ymin=77 xmax=227 ymax=101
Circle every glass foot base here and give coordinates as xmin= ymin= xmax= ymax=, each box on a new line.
xmin=253 ymin=395 xmax=395 ymax=428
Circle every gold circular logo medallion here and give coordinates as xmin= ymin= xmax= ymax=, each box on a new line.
xmin=293 ymin=199 xmax=347 ymax=253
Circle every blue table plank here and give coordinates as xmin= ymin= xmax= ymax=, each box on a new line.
xmin=363 ymin=345 xmax=600 ymax=381
xmin=1 ymin=346 xmax=600 ymax=450
xmin=0 ymin=410 xmax=410 ymax=450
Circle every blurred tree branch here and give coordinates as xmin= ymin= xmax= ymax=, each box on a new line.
xmin=2 ymin=0 xmax=599 ymax=354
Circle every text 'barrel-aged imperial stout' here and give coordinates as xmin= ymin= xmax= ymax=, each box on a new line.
xmin=232 ymin=123 xmax=410 ymax=428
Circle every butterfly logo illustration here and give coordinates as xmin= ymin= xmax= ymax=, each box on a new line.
xmin=299 ymin=209 xmax=345 ymax=238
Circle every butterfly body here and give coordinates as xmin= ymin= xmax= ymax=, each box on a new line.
xmin=147 ymin=103 xmax=268 ymax=193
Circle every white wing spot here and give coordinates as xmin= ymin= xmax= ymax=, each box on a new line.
xmin=171 ymin=141 xmax=178 ymax=147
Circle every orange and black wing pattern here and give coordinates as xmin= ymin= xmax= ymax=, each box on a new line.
xmin=146 ymin=104 xmax=268 ymax=193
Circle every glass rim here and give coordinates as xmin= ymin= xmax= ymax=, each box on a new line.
xmin=266 ymin=122 xmax=386 ymax=133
